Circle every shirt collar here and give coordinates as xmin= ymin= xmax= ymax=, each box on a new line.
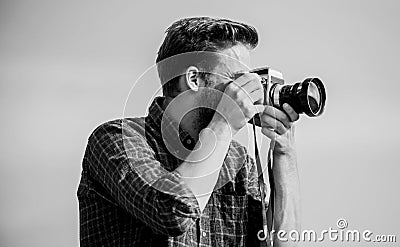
xmin=147 ymin=97 xmax=196 ymax=152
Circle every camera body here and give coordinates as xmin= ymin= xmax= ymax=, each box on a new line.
xmin=246 ymin=66 xmax=326 ymax=126
xmin=250 ymin=66 xmax=285 ymax=105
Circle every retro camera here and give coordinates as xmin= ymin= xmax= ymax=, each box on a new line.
xmin=248 ymin=67 xmax=326 ymax=126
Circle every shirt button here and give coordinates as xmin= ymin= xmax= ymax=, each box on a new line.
xmin=202 ymin=231 xmax=207 ymax=237
xmin=186 ymin=138 xmax=192 ymax=144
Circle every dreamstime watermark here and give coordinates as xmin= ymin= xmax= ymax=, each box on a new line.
xmin=257 ymin=218 xmax=397 ymax=243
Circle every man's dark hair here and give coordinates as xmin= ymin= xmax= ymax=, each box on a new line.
xmin=156 ymin=17 xmax=259 ymax=96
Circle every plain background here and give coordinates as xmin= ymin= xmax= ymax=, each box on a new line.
xmin=1 ymin=0 xmax=399 ymax=246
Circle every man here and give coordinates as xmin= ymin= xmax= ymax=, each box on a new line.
xmin=78 ymin=17 xmax=300 ymax=246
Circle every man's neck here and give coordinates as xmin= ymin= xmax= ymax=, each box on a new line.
xmin=162 ymin=96 xmax=200 ymax=142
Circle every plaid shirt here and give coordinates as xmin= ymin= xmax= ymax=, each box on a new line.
xmin=78 ymin=97 xmax=269 ymax=247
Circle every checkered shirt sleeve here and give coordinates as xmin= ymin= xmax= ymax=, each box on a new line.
xmin=83 ymin=120 xmax=201 ymax=236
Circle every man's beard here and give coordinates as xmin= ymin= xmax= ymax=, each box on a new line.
xmin=183 ymin=86 xmax=222 ymax=136
xmin=180 ymin=73 xmax=229 ymax=137
xmin=196 ymin=107 xmax=217 ymax=131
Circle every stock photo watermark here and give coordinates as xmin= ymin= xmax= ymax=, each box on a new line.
xmin=257 ymin=218 xmax=397 ymax=243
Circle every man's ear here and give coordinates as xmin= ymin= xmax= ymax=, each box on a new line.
xmin=185 ymin=66 xmax=200 ymax=92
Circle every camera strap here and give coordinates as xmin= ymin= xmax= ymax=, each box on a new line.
xmin=252 ymin=119 xmax=275 ymax=247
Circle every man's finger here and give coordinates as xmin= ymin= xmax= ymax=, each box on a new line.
xmin=261 ymin=127 xmax=278 ymax=141
xmin=233 ymin=72 xmax=261 ymax=87
xmin=283 ymin=103 xmax=300 ymax=122
xmin=263 ymin=105 xmax=291 ymax=128
xmin=249 ymin=88 xmax=264 ymax=105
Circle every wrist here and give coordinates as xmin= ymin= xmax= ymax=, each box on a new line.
xmin=271 ymin=148 xmax=299 ymax=191
xmin=273 ymin=148 xmax=296 ymax=157
xmin=207 ymin=114 xmax=233 ymax=141
xmin=271 ymin=142 xmax=296 ymax=156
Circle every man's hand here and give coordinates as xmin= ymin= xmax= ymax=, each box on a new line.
xmin=211 ymin=73 xmax=265 ymax=138
xmin=259 ymin=103 xmax=299 ymax=155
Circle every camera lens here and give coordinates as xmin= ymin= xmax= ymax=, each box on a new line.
xmin=307 ymin=81 xmax=321 ymax=114
xmin=272 ymin=78 xmax=326 ymax=117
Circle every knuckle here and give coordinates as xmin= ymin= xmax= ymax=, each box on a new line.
xmin=243 ymin=108 xmax=251 ymax=118
xmin=244 ymin=73 xmax=254 ymax=79
xmin=261 ymin=127 xmax=268 ymax=136
xmin=279 ymin=124 xmax=287 ymax=134
xmin=235 ymin=74 xmax=249 ymax=84
xmin=233 ymin=89 xmax=241 ymax=99
xmin=238 ymin=74 xmax=248 ymax=80
xmin=225 ymin=84 xmax=235 ymax=94
xmin=242 ymin=101 xmax=250 ymax=111
xmin=249 ymin=72 xmax=260 ymax=80
xmin=244 ymin=102 xmax=255 ymax=116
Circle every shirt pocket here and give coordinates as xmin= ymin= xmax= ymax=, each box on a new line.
xmin=209 ymin=192 xmax=248 ymax=246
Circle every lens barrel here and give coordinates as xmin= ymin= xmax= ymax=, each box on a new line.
xmin=270 ymin=78 xmax=326 ymax=117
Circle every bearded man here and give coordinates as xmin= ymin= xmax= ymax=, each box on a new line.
xmin=78 ymin=17 xmax=300 ymax=247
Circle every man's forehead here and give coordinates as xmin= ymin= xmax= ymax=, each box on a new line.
xmin=213 ymin=45 xmax=251 ymax=74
